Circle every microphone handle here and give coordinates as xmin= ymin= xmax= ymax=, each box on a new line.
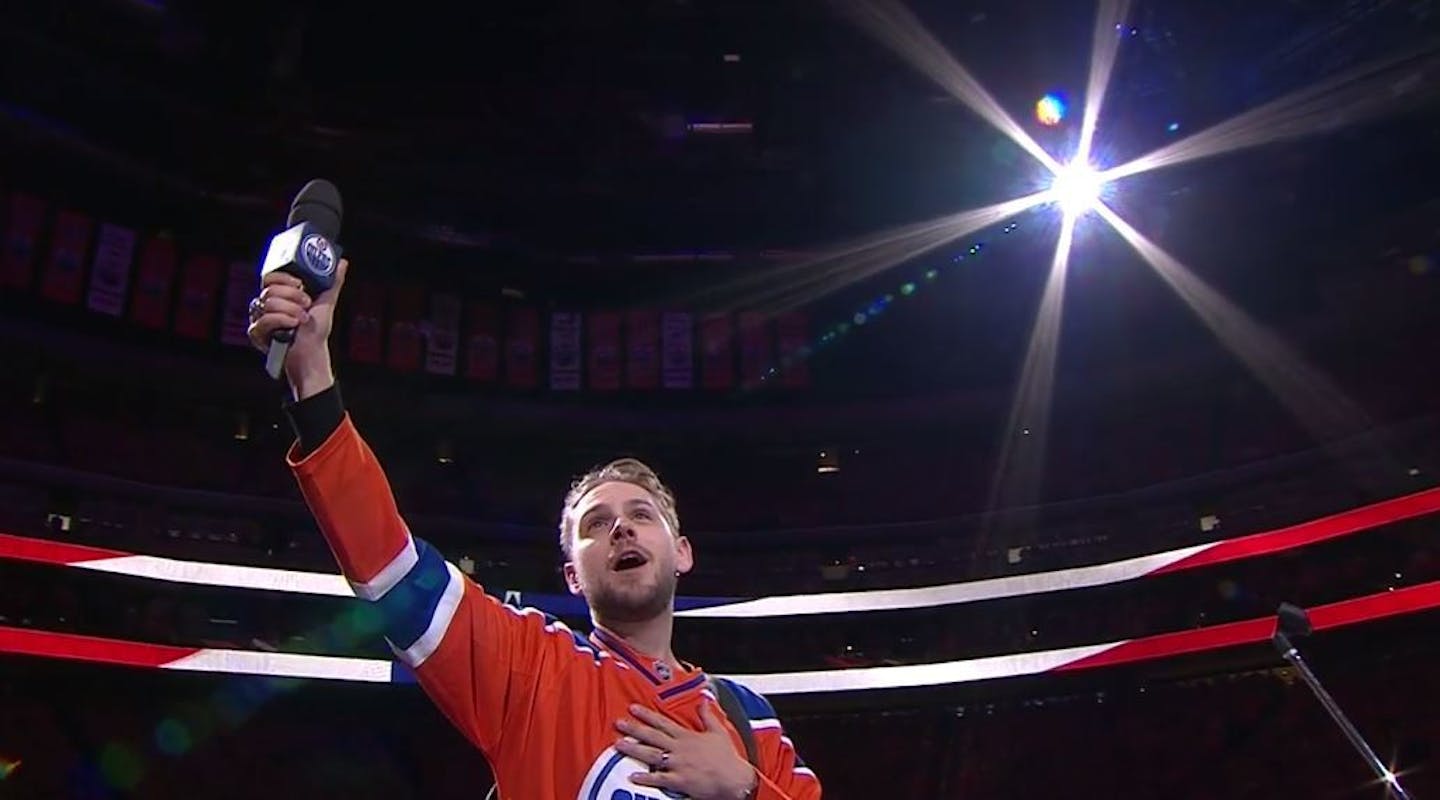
xmin=265 ymin=339 xmax=291 ymax=381
xmin=266 ymin=327 xmax=298 ymax=380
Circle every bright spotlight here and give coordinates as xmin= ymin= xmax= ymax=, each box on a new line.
xmin=1051 ymin=161 xmax=1103 ymax=217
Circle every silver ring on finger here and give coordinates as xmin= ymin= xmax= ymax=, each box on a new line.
xmin=658 ymin=751 xmax=670 ymax=771
xmin=249 ymin=297 xmax=264 ymax=317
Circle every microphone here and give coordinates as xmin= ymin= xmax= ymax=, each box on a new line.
xmin=259 ymin=179 xmax=344 ymax=380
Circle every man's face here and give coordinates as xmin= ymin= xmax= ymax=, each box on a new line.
xmin=563 ymin=481 xmax=692 ymax=624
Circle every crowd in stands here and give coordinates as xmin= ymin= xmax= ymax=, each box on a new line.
xmin=0 ymin=228 xmax=1437 ymax=794
xmin=1 ymin=636 xmax=1434 ymax=798
xmin=1 ymin=390 xmax=1436 ymax=671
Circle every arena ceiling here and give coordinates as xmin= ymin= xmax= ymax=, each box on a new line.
xmin=1 ymin=1 xmax=1437 ymax=409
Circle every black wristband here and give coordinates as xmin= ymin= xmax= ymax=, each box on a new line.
xmin=283 ymin=383 xmax=344 ymax=457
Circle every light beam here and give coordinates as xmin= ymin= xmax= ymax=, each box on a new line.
xmin=987 ymin=214 xmax=1077 ymax=522
xmin=1075 ymin=0 xmax=1132 ymax=164
xmin=835 ymin=0 xmax=1063 ymax=174
xmin=1093 ymin=202 xmax=1377 ymax=448
xmin=1102 ymin=45 xmax=1440 ymax=183
xmin=703 ymin=191 xmax=1052 ymax=312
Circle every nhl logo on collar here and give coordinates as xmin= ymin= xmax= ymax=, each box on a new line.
xmin=654 ymin=661 xmax=672 ymax=681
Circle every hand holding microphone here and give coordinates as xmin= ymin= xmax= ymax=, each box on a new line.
xmin=246 ymin=180 xmax=349 ymax=399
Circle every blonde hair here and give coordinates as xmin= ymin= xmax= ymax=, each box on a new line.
xmin=559 ymin=458 xmax=681 ymax=557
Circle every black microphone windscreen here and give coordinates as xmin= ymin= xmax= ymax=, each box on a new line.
xmin=287 ymin=179 xmax=343 ymax=241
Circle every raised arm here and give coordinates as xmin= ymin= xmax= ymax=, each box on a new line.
xmin=248 ymin=261 xmax=577 ymax=758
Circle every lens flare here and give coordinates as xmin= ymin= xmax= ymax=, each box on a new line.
xmin=1036 ymin=94 xmax=1067 ymax=127
xmin=788 ymin=0 xmax=1420 ymax=484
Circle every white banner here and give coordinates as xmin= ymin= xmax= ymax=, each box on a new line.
xmin=85 ymin=223 xmax=136 ymax=316
xmin=661 ymin=311 xmax=694 ymax=389
xmin=219 ymin=260 xmax=255 ymax=346
xmin=549 ymin=311 xmax=582 ymax=391
xmin=424 ymin=293 xmax=461 ymax=376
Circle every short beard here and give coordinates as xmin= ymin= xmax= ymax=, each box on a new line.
xmin=584 ymin=568 xmax=677 ymax=625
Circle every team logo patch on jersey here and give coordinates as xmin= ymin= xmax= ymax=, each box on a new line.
xmin=577 ymin=746 xmax=689 ymax=800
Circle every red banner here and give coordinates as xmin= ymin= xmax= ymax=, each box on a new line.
xmin=776 ymin=311 xmax=810 ymax=388
xmin=345 ymin=281 xmax=384 ymax=364
xmin=386 ymin=285 xmax=426 ymax=372
xmin=738 ymin=311 xmax=772 ymax=388
xmin=700 ymin=312 xmax=734 ymax=390
xmin=625 ymin=310 xmax=660 ymax=390
xmin=465 ymin=302 xmax=499 ymax=383
xmin=173 ymin=255 xmax=223 ymax=339
xmin=505 ymin=307 xmax=540 ymax=389
xmin=40 ymin=210 xmax=93 ymax=305
xmin=129 ymin=236 xmax=177 ymax=329
xmin=2 ymin=193 xmax=46 ymax=290
xmin=587 ymin=311 xmax=621 ymax=391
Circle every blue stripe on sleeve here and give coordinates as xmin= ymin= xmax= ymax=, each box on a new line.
xmin=376 ymin=538 xmax=452 ymax=651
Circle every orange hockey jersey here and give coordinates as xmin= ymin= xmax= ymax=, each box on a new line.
xmin=290 ymin=415 xmax=821 ymax=799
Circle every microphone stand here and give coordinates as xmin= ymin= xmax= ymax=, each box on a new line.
xmin=1271 ymin=603 xmax=1410 ymax=800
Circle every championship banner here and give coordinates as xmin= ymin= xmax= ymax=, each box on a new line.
xmin=700 ymin=312 xmax=734 ymax=390
xmin=587 ymin=311 xmax=621 ymax=391
xmin=549 ymin=311 xmax=582 ymax=391
xmin=345 ymin=281 xmax=385 ymax=364
xmin=173 ymin=255 xmax=223 ymax=340
xmin=661 ymin=311 xmax=694 ymax=390
xmin=219 ymin=260 xmax=256 ymax=347
xmin=1 ymin=193 xmax=46 ymax=290
xmin=465 ymin=301 xmax=499 ymax=383
xmin=738 ymin=311 xmax=772 ymax=388
xmin=386 ymin=285 xmax=425 ymax=372
xmin=424 ymin=292 xmax=461 ymax=376
xmin=40 ymin=209 xmax=93 ymax=305
xmin=84 ymin=223 xmax=136 ymax=316
xmin=625 ymin=309 xmax=660 ymax=390
xmin=777 ymin=311 xmax=810 ymax=388
xmin=505 ymin=306 xmax=540 ymax=389
xmin=129 ymin=236 xmax=177 ymax=329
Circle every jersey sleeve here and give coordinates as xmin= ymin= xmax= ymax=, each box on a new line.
xmin=288 ymin=414 xmax=585 ymax=759
xmin=725 ymin=680 xmax=822 ymax=800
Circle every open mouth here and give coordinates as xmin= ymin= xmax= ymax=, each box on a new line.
xmin=612 ymin=550 xmax=649 ymax=572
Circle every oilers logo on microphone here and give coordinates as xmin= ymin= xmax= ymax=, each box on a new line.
xmin=577 ymin=747 xmax=690 ymax=800
xmin=299 ymin=232 xmax=336 ymax=277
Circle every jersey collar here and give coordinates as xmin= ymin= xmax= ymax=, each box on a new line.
xmin=589 ymin=627 xmax=704 ymax=699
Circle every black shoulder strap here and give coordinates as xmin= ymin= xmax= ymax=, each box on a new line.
xmin=709 ymin=677 xmax=759 ymax=768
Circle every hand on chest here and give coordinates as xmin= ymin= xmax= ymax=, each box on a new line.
xmin=577 ymin=679 xmax=746 ymax=800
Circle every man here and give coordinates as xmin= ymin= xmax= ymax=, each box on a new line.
xmin=247 ymin=260 xmax=821 ymax=799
